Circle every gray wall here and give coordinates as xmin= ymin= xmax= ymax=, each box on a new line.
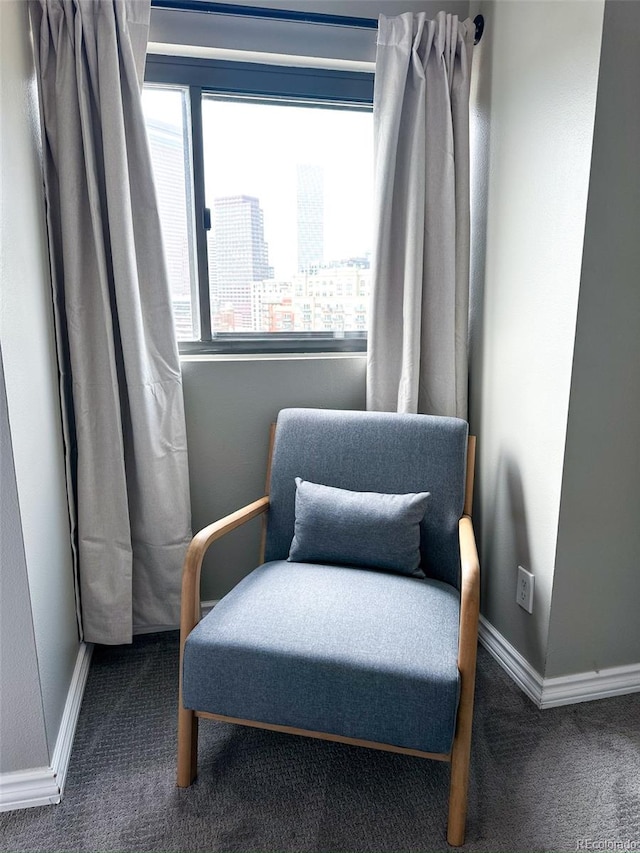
xmin=0 ymin=0 xmax=79 ymax=759
xmin=468 ymin=0 xmax=604 ymax=673
xmin=150 ymin=0 xmax=470 ymax=65
xmin=182 ymin=355 xmax=366 ymax=601
xmin=0 ymin=351 xmax=50 ymax=773
xmin=546 ymin=0 xmax=640 ymax=677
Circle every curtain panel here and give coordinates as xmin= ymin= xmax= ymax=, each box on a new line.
xmin=30 ymin=0 xmax=192 ymax=644
xmin=367 ymin=12 xmax=474 ymax=418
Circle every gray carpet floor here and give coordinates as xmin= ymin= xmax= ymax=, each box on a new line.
xmin=1 ymin=631 xmax=638 ymax=852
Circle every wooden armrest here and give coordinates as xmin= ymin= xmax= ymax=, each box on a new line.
xmin=453 ymin=515 xmax=480 ymax=756
xmin=458 ymin=515 xmax=480 ymax=672
xmin=180 ymin=496 xmax=270 ymax=643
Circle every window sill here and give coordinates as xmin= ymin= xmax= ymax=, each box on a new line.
xmin=178 ymin=334 xmax=367 ymax=358
xmin=180 ymin=351 xmax=367 ymax=364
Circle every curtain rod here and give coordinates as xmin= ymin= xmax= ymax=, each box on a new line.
xmin=150 ymin=0 xmax=377 ymax=29
xmin=150 ymin=1 xmax=485 ymax=43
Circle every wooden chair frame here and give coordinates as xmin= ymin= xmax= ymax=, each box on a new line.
xmin=177 ymin=432 xmax=479 ymax=847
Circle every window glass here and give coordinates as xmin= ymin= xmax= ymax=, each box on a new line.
xmin=142 ymin=86 xmax=198 ymax=341
xmin=202 ymin=97 xmax=373 ymax=336
xmin=142 ymin=58 xmax=374 ymax=353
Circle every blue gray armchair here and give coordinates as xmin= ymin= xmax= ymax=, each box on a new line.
xmin=177 ymin=408 xmax=480 ymax=846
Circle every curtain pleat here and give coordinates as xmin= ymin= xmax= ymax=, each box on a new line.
xmin=30 ymin=0 xmax=192 ymax=644
xmin=367 ymin=11 xmax=474 ymax=418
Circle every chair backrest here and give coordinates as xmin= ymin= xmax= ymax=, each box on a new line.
xmin=265 ymin=408 xmax=469 ymax=589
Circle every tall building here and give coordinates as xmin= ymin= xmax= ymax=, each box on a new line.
xmin=209 ymin=195 xmax=272 ymax=331
xmin=145 ymin=116 xmax=196 ymax=340
xmin=297 ymin=164 xmax=324 ymax=273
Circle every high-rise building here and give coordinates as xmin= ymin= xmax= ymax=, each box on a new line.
xmin=145 ymin=115 xmax=195 ymax=340
xmin=297 ymin=164 xmax=324 ymax=273
xmin=209 ymin=195 xmax=272 ymax=331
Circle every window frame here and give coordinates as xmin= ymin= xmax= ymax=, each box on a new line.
xmin=144 ymin=55 xmax=374 ymax=355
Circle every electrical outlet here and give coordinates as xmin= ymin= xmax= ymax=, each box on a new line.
xmin=516 ymin=566 xmax=534 ymax=613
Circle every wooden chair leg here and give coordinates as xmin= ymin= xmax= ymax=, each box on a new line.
xmin=447 ymin=660 xmax=477 ymax=849
xmin=447 ymin=725 xmax=472 ymax=846
xmin=449 ymin=515 xmax=479 ymax=845
xmin=177 ymin=705 xmax=198 ymax=787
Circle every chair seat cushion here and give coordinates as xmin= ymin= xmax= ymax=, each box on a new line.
xmin=183 ymin=561 xmax=461 ymax=755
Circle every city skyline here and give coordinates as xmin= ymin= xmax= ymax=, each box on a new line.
xmin=201 ymin=96 xmax=372 ymax=280
xmin=142 ymin=86 xmax=372 ymax=338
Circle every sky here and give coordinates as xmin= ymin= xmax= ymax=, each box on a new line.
xmin=142 ymin=86 xmax=373 ymax=280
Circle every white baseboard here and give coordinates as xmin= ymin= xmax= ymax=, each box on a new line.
xmin=0 ymin=642 xmax=93 ymax=812
xmin=478 ymin=615 xmax=640 ymax=709
xmin=51 ymin=642 xmax=93 ymax=793
xmin=478 ymin=615 xmax=544 ymax=706
xmin=0 ymin=768 xmax=61 ymax=812
xmin=541 ymin=661 xmax=640 ymax=709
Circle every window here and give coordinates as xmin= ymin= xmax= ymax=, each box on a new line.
xmin=143 ymin=56 xmax=374 ymax=353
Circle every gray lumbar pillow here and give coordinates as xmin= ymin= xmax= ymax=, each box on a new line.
xmin=288 ymin=478 xmax=430 ymax=578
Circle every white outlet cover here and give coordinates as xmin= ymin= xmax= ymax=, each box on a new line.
xmin=517 ymin=565 xmax=534 ymax=614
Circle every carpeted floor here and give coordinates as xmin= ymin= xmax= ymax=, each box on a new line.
xmin=1 ymin=632 xmax=638 ymax=852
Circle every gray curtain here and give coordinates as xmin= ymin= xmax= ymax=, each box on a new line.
xmin=30 ymin=0 xmax=192 ymax=644
xmin=367 ymin=12 xmax=474 ymax=418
